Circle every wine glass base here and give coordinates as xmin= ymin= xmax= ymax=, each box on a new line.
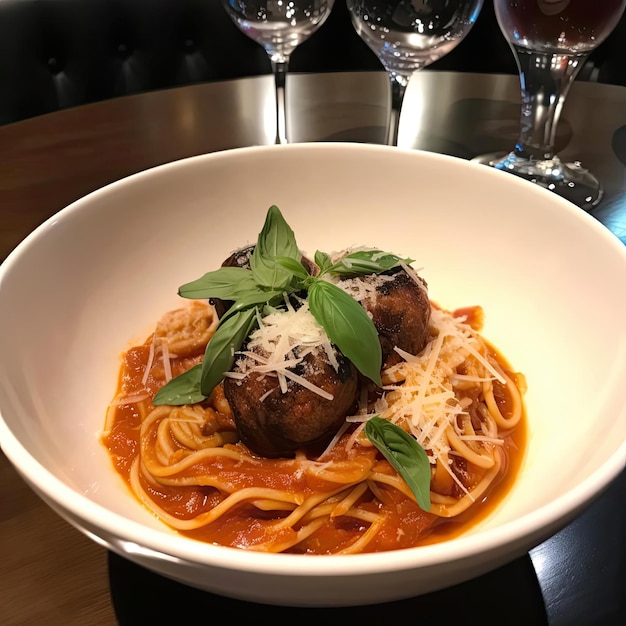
xmin=472 ymin=152 xmax=603 ymax=211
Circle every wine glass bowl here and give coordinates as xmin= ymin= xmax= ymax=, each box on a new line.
xmin=495 ymin=0 xmax=625 ymax=54
xmin=228 ymin=2 xmax=333 ymax=60
xmin=347 ymin=0 xmax=484 ymax=146
xmin=222 ymin=0 xmax=335 ymax=144
xmin=473 ymin=0 xmax=626 ymax=210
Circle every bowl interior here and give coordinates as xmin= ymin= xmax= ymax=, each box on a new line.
xmin=1 ymin=143 xmax=625 ymax=563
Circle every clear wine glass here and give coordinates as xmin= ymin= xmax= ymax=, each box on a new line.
xmin=473 ymin=0 xmax=626 ymax=210
xmin=222 ymin=0 xmax=335 ymax=145
xmin=346 ymin=0 xmax=484 ymax=146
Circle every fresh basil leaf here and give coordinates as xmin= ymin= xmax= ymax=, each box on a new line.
xmin=328 ymin=249 xmax=414 ymax=277
xmin=152 ymin=364 xmax=205 ymax=406
xmin=308 ymin=279 xmax=382 ymax=386
xmin=314 ymin=250 xmax=333 ymax=274
xmin=250 ymin=205 xmax=300 ymax=289
xmin=219 ymin=289 xmax=285 ymax=322
xmin=178 ymin=266 xmax=257 ymax=300
xmin=275 ymin=256 xmax=311 ymax=281
xmin=365 ymin=416 xmax=431 ymax=512
xmin=200 ymin=306 xmax=258 ymax=396
xmin=345 ymin=249 xmax=413 ymax=266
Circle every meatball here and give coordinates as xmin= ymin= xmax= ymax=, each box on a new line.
xmin=223 ymin=345 xmax=358 ymax=458
xmin=211 ymin=245 xmax=256 ymax=318
xmin=338 ymin=268 xmax=431 ymax=369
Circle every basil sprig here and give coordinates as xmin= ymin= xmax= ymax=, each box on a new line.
xmin=152 ymin=307 xmax=260 ymax=406
xmin=249 ymin=205 xmax=299 ymax=289
xmin=322 ymin=249 xmax=414 ymax=277
xmin=178 ymin=266 xmax=259 ymax=300
xmin=365 ymin=416 xmax=431 ymax=512
xmin=199 ymin=307 xmax=258 ymax=396
xmin=153 ymin=205 xmax=411 ymax=406
xmin=308 ymin=280 xmax=382 ymax=386
xmin=152 ymin=363 xmax=205 ymax=406
xmin=154 ymin=205 xmax=298 ymax=406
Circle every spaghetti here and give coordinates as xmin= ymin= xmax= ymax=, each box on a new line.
xmin=102 ymin=297 xmax=526 ymax=554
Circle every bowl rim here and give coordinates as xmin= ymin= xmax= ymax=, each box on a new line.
xmin=1 ymin=142 xmax=625 ymax=575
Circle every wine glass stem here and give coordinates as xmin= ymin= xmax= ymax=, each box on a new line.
xmin=271 ymin=59 xmax=289 ymax=145
xmin=387 ymin=73 xmax=410 ymax=147
xmin=512 ymin=45 xmax=588 ymax=160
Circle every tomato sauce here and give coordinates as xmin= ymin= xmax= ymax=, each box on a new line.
xmin=102 ymin=311 xmax=527 ymax=554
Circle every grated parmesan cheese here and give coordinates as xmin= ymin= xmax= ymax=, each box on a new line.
xmin=378 ymin=306 xmax=506 ymax=498
xmin=334 ymin=273 xmax=396 ymax=307
xmin=228 ymin=299 xmax=340 ymax=401
xmin=161 ymin=339 xmax=172 ymax=382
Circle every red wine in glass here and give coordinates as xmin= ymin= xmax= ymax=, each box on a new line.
xmin=473 ymin=0 xmax=626 ymax=210
xmin=497 ymin=0 xmax=624 ymax=52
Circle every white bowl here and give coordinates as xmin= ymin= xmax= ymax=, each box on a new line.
xmin=1 ymin=143 xmax=625 ymax=607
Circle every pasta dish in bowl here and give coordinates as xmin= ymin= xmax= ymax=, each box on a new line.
xmin=0 ymin=143 xmax=624 ymax=606
xmin=102 ymin=206 xmax=527 ymax=555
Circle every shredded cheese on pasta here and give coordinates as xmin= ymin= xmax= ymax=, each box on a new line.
xmin=225 ymin=298 xmax=337 ymax=400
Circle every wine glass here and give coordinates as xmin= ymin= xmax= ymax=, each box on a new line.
xmin=473 ymin=0 xmax=626 ymax=210
xmin=346 ymin=0 xmax=484 ymax=146
xmin=222 ymin=0 xmax=335 ymax=145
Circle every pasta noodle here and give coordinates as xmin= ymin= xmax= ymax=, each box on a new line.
xmin=102 ymin=297 xmax=526 ymax=554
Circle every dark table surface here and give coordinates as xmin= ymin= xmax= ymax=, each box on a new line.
xmin=0 ymin=70 xmax=624 ymax=625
